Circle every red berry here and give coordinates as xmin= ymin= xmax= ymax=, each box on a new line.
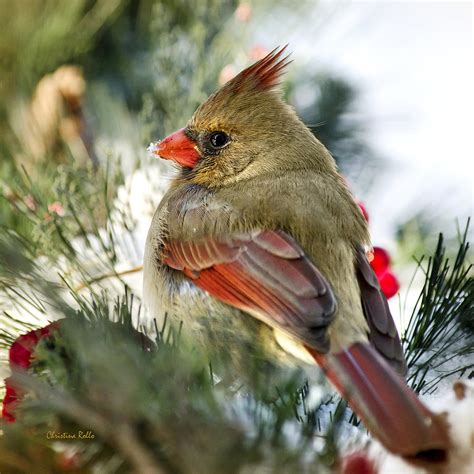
xmin=341 ymin=452 xmax=378 ymax=474
xmin=9 ymin=321 xmax=61 ymax=369
xmin=9 ymin=332 xmax=40 ymax=369
xmin=2 ymin=377 xmax=20 ymax=422
xmin=378 ymin=270 xmax=400 ymax=299
xmin=3 ymin=321 xmax=61 ymax=423
xmin=370 ymin=247 xmax=391 ymax=275
xmin=56 ymin=451 xmax=83 ymax=470
xmin=358 ymin=202 xmax=369 ymax=222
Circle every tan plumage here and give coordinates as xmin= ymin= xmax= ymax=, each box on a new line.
xmin=146 ymin=47 xmax=370 ymax=357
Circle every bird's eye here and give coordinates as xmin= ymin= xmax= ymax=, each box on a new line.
xmin=209 ymin=131 xmax=230 ymax=149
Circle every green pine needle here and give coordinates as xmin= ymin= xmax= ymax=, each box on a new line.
xmin=403 ymin=220 xmax=473 ymax=394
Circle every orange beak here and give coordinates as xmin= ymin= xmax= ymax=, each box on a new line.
xmin=148 ymin=128 xmax=201 ymax=168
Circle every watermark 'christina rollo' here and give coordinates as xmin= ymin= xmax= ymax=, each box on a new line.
xmin=46 ymin=430 xmax=95 ymax=440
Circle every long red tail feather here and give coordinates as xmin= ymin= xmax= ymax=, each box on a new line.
xmin=305 ymin=343 xmax=450 ymax=465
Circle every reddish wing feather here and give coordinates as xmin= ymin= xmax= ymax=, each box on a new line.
xmin=163 ymin=231 xmax=449 ymax=461
xmin=355 ymin=247 xmax=407 ymax=376
xmin=307 ymin=343 xmax=449 ymax=461
xmin=163 ymin=230 xmax=336 ymax=351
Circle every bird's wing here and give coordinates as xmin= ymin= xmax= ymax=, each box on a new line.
xmin=163 ymin=230 xmax=449 ymax=460
xmin=355 ymin=247 xmax=407 ymax=376
xmin=163 ymin=230 xmax=337 ymax=352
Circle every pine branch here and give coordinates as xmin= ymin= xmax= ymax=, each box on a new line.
xmin=403 ymin=220 xmax=473 ymax=394
xmin=13 ymin=372 xmax=166 ymax=474
xmin=1 ymin=288 xmax=334 ymax=473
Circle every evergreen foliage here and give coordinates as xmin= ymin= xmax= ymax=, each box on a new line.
xmin=0 ymin=2 xmax=472 ymax=472
xmin=403 ymin=221 xmax=473 ymax=394
xmin=0 ymin=214 xmax=471 ymax=472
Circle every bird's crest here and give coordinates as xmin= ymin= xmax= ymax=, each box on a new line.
xmin=225 ymin=45 xmax=291 ymax=93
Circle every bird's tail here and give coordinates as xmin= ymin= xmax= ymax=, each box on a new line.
xmin=305 ymin=342 xmax=449 ymax=465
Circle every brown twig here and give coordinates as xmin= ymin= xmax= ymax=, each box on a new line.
xmin=74 ymin=265 xmax=144 ymax=291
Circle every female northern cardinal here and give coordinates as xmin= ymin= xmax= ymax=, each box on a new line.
xmin=144 ymin=47 xmax=448 ymax=464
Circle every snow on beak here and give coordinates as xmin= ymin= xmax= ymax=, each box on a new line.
xmin=148 ymin=128 xmax=201 ymax=168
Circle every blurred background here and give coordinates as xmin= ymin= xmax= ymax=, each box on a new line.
xmin=0 ymin=0 xmax=471 ymax=331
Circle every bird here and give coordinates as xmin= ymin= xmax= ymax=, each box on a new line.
xmin=143 ymin=46 xmax=449 ymax=464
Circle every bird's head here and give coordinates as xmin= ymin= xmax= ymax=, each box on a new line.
xmin=149 ymin=46 xmax=336 ymax=188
